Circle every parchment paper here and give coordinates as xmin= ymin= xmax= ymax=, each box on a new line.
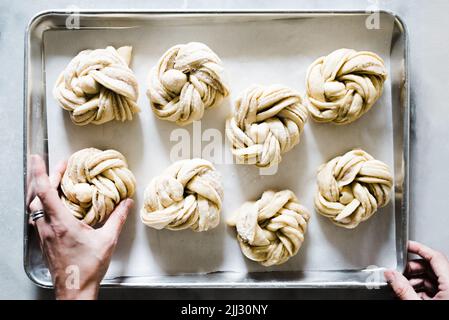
xmin=44 ymin=14 xmax=397 ymax=278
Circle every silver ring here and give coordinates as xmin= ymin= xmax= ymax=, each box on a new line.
xmin=30 ymin=209 xmax=45 ymax=221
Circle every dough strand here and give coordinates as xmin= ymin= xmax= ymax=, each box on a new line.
xmin=314 ymin=149 xmax=393 ymax=228
xmin=60 ymin=148 xmax=136 ymax=226
xmin=141 ymin=158 xmax=223 ymax=232
xmin=305 ymin=48 xmax=387 ymax=124
xmin=226 ymin=85 xmax=308 ymax=168
xmin=53 ymin=46 xmax=140 ymax=125
xmin=147 ymin=42 xmax=229 ymax=126
xmin=228 ymin=190 xmax=310 ymax=266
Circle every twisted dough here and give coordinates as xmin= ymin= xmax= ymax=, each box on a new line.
xmin=315 ymin=149 xmax=393 ymax=229
xmin=226 ymin=85 xmax=308 ymax=168
xmin=305 ymin=48 xmax=387 ymax=124
xmin=141 ymin=159 xmax=223 ymax=232
xmin=53 ymin=46 xmax=140 ymax=125
xmin=147 ymin=42 xmax=229 ymax=126
xmin=228 ymin=190 xmax=310 ymax=267
xmin=60 ymin=148 xmax=136 ymax=226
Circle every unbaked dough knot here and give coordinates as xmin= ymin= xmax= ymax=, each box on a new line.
xmin=228 ymin=190 xmax=310 ymax=266
xmin=305 ymin=48 xmax=387 ymax=124
xmin=53 ymin=46 xmax=140 ymax=125
xmin=141 ymin=159 xmax=223 ymax=232
xmin=147 ymin=42 xmax=229 ymax=126
xmin=314 ymin=149 xmax=393 ymax=228
xmin=60 ymin=148 xmax=136 ymax=226
xmin=226 ymin=85 xmax=308 ymax=168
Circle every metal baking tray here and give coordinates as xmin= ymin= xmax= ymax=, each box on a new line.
xmin=24 ymin=10 xmax=409 ymax=288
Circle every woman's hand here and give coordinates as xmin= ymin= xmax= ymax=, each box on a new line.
xmin=385 ymin=240 xmax=449 ymax=300
xmin=28 ymin=155 xmax=134 ymax=300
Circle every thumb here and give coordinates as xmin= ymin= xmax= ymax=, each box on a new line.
xmin=384 ymin=270 xmax=420 ymax=300
xmin=31 ymin=155 xmax=66 ymax=218
xmin=100 ymin=198 xmax=134 ymax=241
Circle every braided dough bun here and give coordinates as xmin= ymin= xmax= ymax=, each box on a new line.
xmin=227 ymin=190 xmax=310 ymax=267
xmin=315 ymin=149 xmax=393 ymax=229
xmin=60 ymin=148 xmax=136 ymax=226
xmin=147 ymin=42 xmax=229 ymax=126
xmin=305 ymin=48 xmax=387 ymax=124
xmin=53 ymin=46 xmax=139 ymax=126
xmin=226 ymin=85 xmax=308 ymax=168
xmin=141 ymin=159 xmax=223 ymax=232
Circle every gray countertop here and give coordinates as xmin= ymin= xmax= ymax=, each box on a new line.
xmin=1 ymin=0 xmax=448 ymax=299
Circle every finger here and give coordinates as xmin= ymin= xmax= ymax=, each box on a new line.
xmin=408 ymin=241 xmax=449 ymax=281
xmin=28 ymin=197 xmax=43 ymax=227
xmin=28 ymin=198 xmax=49 ymax=241
xmin=49 ymin=160 xmax=67 ymax=189
xmin=405 ymin=259 xmax=438 ymax=282
xmin=27 ymin=155 xmax=43 ymax=206
xmin=28 ymin=211 xmax=46 ymax=230
xmin=33 ymin=216 xmax=48 ymax=239
xmin=31 ymin=155 xmax=67 ymax=221
xmin=418 ymin=291 xmax=432 ymax=300
xmin=405 ymin=259 xmax=429 ymax=277
xmin=408 ymin=277 xmax=437 ymax=295
xmin=384 ymin=270 xmax=420 ymax=300
xmin=99 ymin=199 xmax=134 ymax=242
xmin=29 ymin=194 xmax=44 ymax=214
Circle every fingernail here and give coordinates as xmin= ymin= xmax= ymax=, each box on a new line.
xmin=123 ymin=198 xmax=134 ymax=208
xmin=128 ymin=198 xmax=134 ymax=206
xmin=384 ymin=270 xmax=395 ymax=284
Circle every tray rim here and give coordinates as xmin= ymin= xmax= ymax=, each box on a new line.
xmin=23 ymin=9 xmax=409 ymax=289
